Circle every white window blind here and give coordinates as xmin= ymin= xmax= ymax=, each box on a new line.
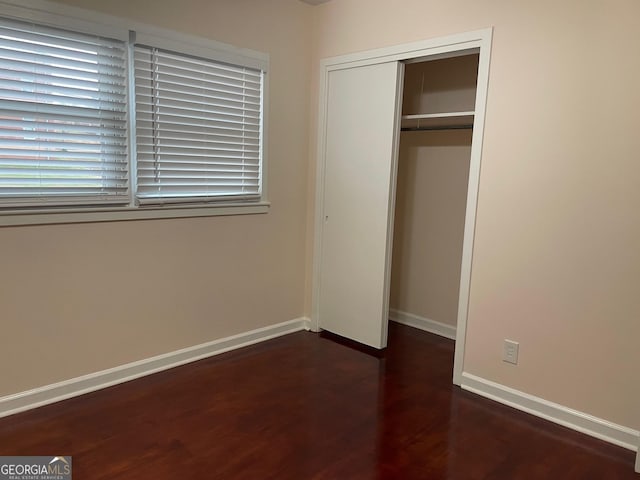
xmin=0 ymin=17 xmax=128 ymax=207
xmin=134 ymin=45 xmax=263 ymax=204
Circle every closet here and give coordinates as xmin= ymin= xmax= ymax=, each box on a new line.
xmin=389 ymin=54 xmax=479 ymax=339
xmin=312 ymin=30 xmax=491 ymax=381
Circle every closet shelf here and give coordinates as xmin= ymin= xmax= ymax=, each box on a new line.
xmin=401 ymin=111 xmax=474 ymax=131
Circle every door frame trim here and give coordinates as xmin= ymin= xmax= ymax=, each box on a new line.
xmin=311 ymin=27 xmax=493 ymax=386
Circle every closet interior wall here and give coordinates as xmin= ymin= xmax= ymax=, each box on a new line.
xmin=389 ymin=54 xmax=479 ymax=332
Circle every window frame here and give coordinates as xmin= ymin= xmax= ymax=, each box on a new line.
xmin=0 ymin=0 xmax=270 ymax=226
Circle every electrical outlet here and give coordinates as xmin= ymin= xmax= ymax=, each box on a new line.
xmin=503 ymin=339 xmax=519 ymax=365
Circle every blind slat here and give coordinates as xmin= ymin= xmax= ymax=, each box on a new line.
xmin=136 ymin=139 xmax=259 ymax=152
xmin=135 ymin=108 xmax=259 ymax=128
xmin=0 ymin=177 xmax=127 ymax=186
xmin=0 ymin=48 xmax=126 ymax=77
xmin=0 ymin=158 xmax=127 ymax=169
xmin=1 ymin=89 xmax=126 ymax=112
xmin=0 ymin=108 xmax=126 ymax=127
xmin=0 ymin=36 xmax=126 ymax=67
xmin=0 ymin=118 xmax=125 ymax=136
xmin=0 ymin=98 xmax=126 ymax=120
xmin=138 ymin=167 xmax=260 ymax=174
xmin=0 ymin=19 xmax=125 ymax=50
xmin=135 ymin=121 xmax=259 ymax=139
xmin=134 ymin=52 xmax=262 ymax=81
xmin=136 ymin=132 xmax=259 ymax=147
xmin=0 ymin=128 xmax=126 ymax=144
xmin=135 ymin=99 xmax=260 ymax=122
xmin=0 ymin=78 xmax=126 ymax=104
xmin=135 ymin=89 xmax=260 ymax=114
xmin=135 ymin=113 xmax=259 ymax=132
xmin=0 ymin=71 xmax=125 ymax=94
xmin=135 ymin=74 xmax=259 ymax=100
xmin=0 ymin=57 xmax=124 ymax=84
xmin=137 ymin=151 xmax=258 ymax=161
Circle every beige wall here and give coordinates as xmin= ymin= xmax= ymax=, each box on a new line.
xmin=390 ymin=130 xmax=471 ymax=327
xmin=308 ymin=0 xmax=640 ymax=430
xmin=0 ymin=0 xmax=313 ymax=396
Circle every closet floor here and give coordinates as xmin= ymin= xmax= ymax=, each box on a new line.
xmin=0 ymin=323 xmax=635 ymax=479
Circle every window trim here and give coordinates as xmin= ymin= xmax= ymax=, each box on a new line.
xmin=0 ymin=202 xmax=270 ymax=226
xmin=0 ymin=0 xmax=270 ymax=226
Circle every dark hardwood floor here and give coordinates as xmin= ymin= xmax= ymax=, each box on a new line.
xmin=0 ymin=323 xmax=636 ymax=479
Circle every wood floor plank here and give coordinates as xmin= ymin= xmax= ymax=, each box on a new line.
xmin=0 ymin=323 xmax=636 ymax=479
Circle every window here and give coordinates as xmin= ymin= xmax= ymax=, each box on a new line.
xmin=0 ymin=3 xmax=268 ymax=224
xmin=134 ymin=45 xmax=263 ymax=205
xmin=0 ymin=17 xmax=128 ymax=207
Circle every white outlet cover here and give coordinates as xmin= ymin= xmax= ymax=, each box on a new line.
xmin=503 ymin=339 xmax=519 ymax=365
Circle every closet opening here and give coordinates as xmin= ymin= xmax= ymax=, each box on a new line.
xmin=389 ymin=53 xmax=480 ymax=347
xmin=311 ymin=28 xmax=492 ymax=384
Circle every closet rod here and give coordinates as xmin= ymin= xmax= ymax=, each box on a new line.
xmin=401 ymin=124 xmax=474 ymax=132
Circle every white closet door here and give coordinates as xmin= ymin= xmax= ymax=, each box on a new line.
xmin=318 ymin=61 xmax=403 ymax=349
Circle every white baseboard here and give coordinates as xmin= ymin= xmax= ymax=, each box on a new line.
xmin=389 ymin=309 xmax=456 ymax=340
xmin=461 ymin=372 xmax=639 ymax=452
xmin=0 ymin=317 xmax=311 ymax=419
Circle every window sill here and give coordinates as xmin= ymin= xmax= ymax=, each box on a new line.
xmin=0 ymin=202 xmax=270 ymax=227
